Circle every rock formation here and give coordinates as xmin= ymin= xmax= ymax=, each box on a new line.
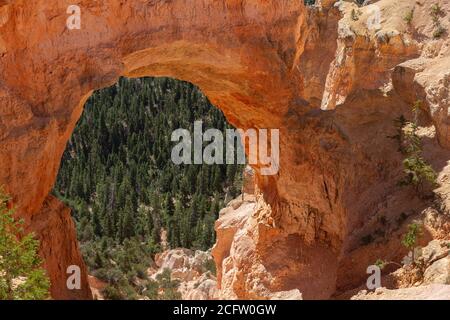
xmin=352 ymin=240 xmax=450 ymax=300
xmin=148 ymin=248 xmax=219 ymax=300
xmin=88 ymin=275 xmax=107 ymax=300
xmin=212 ymin=194 xmax=303 ymax=300
xmin=352 ymin=284 xmax=450 ymax=300
xmin=0 ymin=0 xmax=450 ymax=299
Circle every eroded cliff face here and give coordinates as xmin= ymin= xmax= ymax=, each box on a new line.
xmin=0 ymin=0 xmax=449 ymax=299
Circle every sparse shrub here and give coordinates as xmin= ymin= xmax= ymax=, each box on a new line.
xmin=351 ymin=9 xmax=360 ymax=21
xmin=92 ymin=268 xmax=108 ymax=281
xmin=125 ymin=270 xmax=137 ymax=283
xmin=121 ymin=283 xmax=138 ymax=299
xmin=375 ymin=259 xmax=387 ymax=270
xmin=388 ymin=115 xmax=408 ymax=153
xmin=144 ymin=279 xmax=159 ymax=299
xmin=156 ymin=268 xmax=181 ymax=300
xmin=430 ymin=3 xmax=446 ymax=39
xmin=402 ymin=223 xmax=423 ymax=265
xmin=374 ymin=258 xmax=402 ymax=270
xmin=391 ymin=101 xmax=437 ymax=195
xmin=202 ymin=258 xmax=217 ymax=276
xmin=400 ymin=155 xmax=437 ymax=191
xmin=102 ymin=285 xmax=125 ymax=300
xmin=105 ymin=267 xmax=126 ymax=285
xmin=134 ymin=264 xmax=148 ymax=280
xmin=0 ymin=188 xmax=50 ymax=300
xmin=404 ymin=9 xmax=415 ymax=24
xmin=433 ymin=25 xmax=446 ymax=38
xmin=431 ymin=3 xmax=443 ymax=16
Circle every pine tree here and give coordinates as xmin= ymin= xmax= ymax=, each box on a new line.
xmin=91 ymin=207 xmax=102 ymax=237
xmin=0 ymin=189 xmax=50 ymax=300
xmin=121 ymin=196 xmax=136 ymax=241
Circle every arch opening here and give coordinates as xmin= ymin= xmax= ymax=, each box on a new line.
xmin=52 ymin=76 xmax=250 ymax=300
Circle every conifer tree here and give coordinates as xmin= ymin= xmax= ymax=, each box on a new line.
xmin=0 ymin=189 xmax=50 ymax=300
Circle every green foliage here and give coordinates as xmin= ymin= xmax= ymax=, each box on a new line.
xmin=402 ymin=223 xmax=422 ymax=251
xmin=102 ymin=285 xmax=125 ymax=300
xmin=202 ymin=258 xmax=217 ymax=276
xmin=0 ymin=189 xmax=50 ymax=300
xmin=388 ymin=115 xmax=408 ymax=153
xmin=144 ymin=279 xmax=159 ymax=299
xmin=55 ymin=77 xmax=242 ymax=251
xmin=433 ymin=25 xmax=446 ymax=39
xmin=431 ymin=3 xmax=443 ymax=16
xmin=430 ymin=3 xmax=446 ymax=39
xmin=404 ymin=9 xmax=414 ymax=24
xmin=156 ymin=268 xmax=181 ymax=300
xmin=401 ymin=156 xmax=437 ymax=189
xmin=53 ymin=77 xmax=243 ymax=299
xmin=402 ymin=223 xmax=423 ymax=265
xmin=373 ymin=258 xmax=402 ymax=270
xmin=375 ymin=259 xmax=387 ymax=270
xmin=391 ymin=101 xmax=437 ymax=194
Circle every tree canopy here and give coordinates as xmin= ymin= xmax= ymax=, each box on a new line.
xmin=53 ymin=77 xmax=243 ymax=299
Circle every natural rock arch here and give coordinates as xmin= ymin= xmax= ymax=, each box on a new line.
xmin=0 ymin=0 xmax=314 ymax=299
xmin=1 ymin=0 xmax=449 ymax=299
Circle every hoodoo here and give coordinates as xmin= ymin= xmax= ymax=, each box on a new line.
xmin=0 ymin=0 xmax=449 ymax=299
